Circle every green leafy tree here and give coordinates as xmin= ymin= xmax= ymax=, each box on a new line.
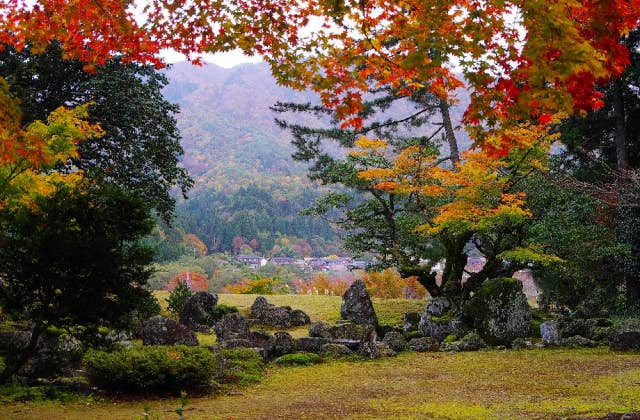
xmin=0 ymin=183 xmax=159 ymax=383
xmin=557 ymin=27 xmax=640 ymax=309
xmin=274 ymin=92 xmax=448 ymax=294
xmin=520 ymin=171 xmax=629 ymax=316
xmin=166 ymin=281 xmax=194 ymax=317
xmin=0 ymin=42 xmax=192 ymax=219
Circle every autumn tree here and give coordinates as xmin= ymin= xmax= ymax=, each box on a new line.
xmin=1 ymin=1 xmax=637 ymax=138
xmin=0 ymin=82 xmax=103 ymax=206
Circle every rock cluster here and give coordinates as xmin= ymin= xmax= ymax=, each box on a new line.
xmin=418 ymin=297 xmax=462 ymax=342
xmin=179 ymin=292 xmax=219 ymax=332
xmin=250 ymin=297 xmax=310 ymax=328
xmin=140 ymin=316 xmax=199 ymax=346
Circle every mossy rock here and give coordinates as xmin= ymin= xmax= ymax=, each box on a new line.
xmin=464 ymin=278 xmax=532 ymax=346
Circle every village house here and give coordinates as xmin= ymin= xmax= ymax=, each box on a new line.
xmin=270 ymin=256 xmax=294 ymax=266
xmin=236 ymin=254 xmax=266 ymax=269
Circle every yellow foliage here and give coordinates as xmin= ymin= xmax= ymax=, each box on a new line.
xmin=362 ymin=268 xmax=426 ymax=299
xmin=0 ymin=99 xmax=104 ymax=208
xmin=351 ymin=120 xmax=557 ymax=237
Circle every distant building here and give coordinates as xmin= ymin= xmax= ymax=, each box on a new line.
xmin=236 ymin=254 xmax=265 ymax=269
xmin=347 ymin=261 xmax=372 ymax=271
xmin=270 ymin=256 xmax=294 ymax=266
xmin=165 ymin=271 xmax=208 ymax=292
xmin=307 ymin=258 xmax=329 ymax=271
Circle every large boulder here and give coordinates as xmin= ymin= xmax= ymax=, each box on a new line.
xmin=273 ymin=331 xmax=295 ymax=356
xmin=250 ymin=297 xmax=310 ymax=328
xmin=309 ymin=322 xmax=332 ymax=339
xmin=382 ymin=331 xmax=407 ymax=352
xmin=290 ymin=309 xmax=311 ymax=326
xmin=563 ymin=335 xmax=597 ymax=348
xmin=309 ymin=321 xmax=366 ymax=341
xmin=458 ymin=331 xmax=487 ymax=351
xmin=319 ymin=343 xmax=353 ymax=357
xmin=610 ymin=319 xmax=640 ymax=351
xmin=408 ymin=337 xmax=440 ymax=352
xmin=28 ymin=332 xmax=84 ymax=380
xmin=0 ymin=331 xmax=31 ymax=352
xmin=418 ymin=297 xmax=462 ymax=342
xmin=341 ymin=280 xmax=378 ymax=326
xmin=140 ymin=316 xmax=198 ymax=346
xmin=295 ymin=337 xmax=331 ymax=353
xmin=250 ymin=296 xmax=270 ymax=319
xmin=249 ymin=331 xmax=276 ymax=357
xmin=214 ymin=313 xmax=251 ymax=340
xmin=463 ymin=278 xmax=532 ymax=346
xmin=179 ymin=292 xmax=218 ymax=332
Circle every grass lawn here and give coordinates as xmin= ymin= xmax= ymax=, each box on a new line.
xmin=5 ymin=348 xmax=639 ymax=419
xmin=4 ymin=294 xmax=639 ymax=419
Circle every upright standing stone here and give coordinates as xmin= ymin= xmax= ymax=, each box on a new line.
xmin=540 ymin=320 xmax=562 ymax=346
xmin=341 ymin=280 xmax=378 ymax=326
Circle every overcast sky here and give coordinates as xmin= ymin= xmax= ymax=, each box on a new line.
xmin=160 ymin=48 xmax=263 ymax=68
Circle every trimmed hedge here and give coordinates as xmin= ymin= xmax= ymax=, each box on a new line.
xmin=83 ymin=345 xmax=218 ymax=392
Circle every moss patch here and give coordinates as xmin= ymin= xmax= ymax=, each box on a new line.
xmin=7 ymin=348 xmax=640 ymax=419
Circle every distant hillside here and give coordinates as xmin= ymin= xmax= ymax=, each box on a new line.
xmin=161 ymin=62 xmax=472 ymax=257
xmin=164 ymin=62 xmax=315 ymax=186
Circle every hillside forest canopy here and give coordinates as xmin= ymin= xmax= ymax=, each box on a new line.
xmin=0 ymin=0 xmax=640 ymax=392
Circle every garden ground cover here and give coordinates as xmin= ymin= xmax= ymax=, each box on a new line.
xmin=3 ymin=294 xmax=639 ymax=419
xmin=4 ymin=348 xmax=639 ymax=419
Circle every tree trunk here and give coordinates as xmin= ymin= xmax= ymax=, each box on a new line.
xmin=440 ymin=233 xmax=471 ymax=296
xmin=439 ymin=99 xmax=460 ymax=167
xmin=613 ymin=80 xmax=628 ymax=171
xmin=399 ymin=265 xmax=441 ymax=297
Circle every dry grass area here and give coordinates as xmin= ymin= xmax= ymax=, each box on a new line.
xmin=6 ymin=348 xmax=640 ymax=419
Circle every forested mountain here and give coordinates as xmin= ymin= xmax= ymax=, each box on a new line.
xmin=160 ymin=62 xmax=339 ymax=257
xmin=160 ymin=62 xmax=470 ymax=258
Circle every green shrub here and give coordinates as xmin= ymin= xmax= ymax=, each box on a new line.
xmin=83 ymin=345 xmax=218 ymax=393
xmin=274 ymin=352 xmax=322 ymax=366
xmin=0 ymin=385 xmax=82 ymax=403
xmin=530 ymin=320 xmax=542 ymax=338
xmin=443 ymin=334 xmax=457 ymax=343
xmin=212 ymin=304 xmax=239 ymax=321
xmin=219 ymin=348 xmax=264 ymax=386
xmin=406 ymin=331 xmax=423 ymax=340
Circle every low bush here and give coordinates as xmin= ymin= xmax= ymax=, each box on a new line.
xmin=218 ymin=348 xmax=264 ymax=387
xmin=83 ymin=345 xmax=218 ymax=393
xmin=274 ymin=352 xmax=322 ymax=366
xmin=212 ymin=304 xmax=239 ymax=321
xmin=0 ymin=383 xmax=90 ymax=403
